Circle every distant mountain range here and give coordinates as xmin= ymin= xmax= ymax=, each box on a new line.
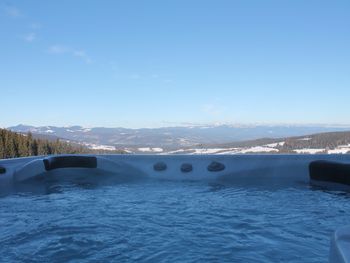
xmin=170 ymin=131 xmax=350 ymax=154
xmin=8 ymin=124 xmax=350 ymax=154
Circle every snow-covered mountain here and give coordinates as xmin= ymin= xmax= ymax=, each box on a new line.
xmin=167 ymin=132 xmax=350 ymax=155
xmin=8 ymin=124 xmax=350 ymax=152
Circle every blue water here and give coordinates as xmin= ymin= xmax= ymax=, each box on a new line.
xmin=0 ymin=179 xmax=350 ymax=263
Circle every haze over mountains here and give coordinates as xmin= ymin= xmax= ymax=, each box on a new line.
xmin=8 ymin=124 xmax=350 ymax=154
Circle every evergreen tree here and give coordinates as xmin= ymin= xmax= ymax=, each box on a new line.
xmin=0 ymin=128 xmax=126 ymax=159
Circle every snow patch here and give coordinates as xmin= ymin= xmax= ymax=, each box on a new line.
xmin=239 ymin=146 xmax=279 ymax=153
xmin=264 ymin=141 xmax=285 ymax=147
xmin=138 ymin=147 xmax=163 ymax=153
xmin=328 ymin=148 xmax=350 ymax=154
xmin=328 ymin=145 xmax=350 ymax=154
xmin=191 ymin=148 xmax=228 ymax=154
xmin=85 ymin=143 xmax=116 ymax=151
xmin=167 ymin=149 xmax=187 ymax=154
xmin=294 ymin=148 xmax=325 ymax=154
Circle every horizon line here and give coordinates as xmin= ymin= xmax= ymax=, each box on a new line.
xmin=4 ymin=122 xmax=350 ymax=130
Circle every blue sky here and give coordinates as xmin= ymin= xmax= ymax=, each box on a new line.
xmin=1 ymin=0 xmax=349 ymax=128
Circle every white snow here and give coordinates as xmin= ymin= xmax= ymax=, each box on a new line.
xmin=138 ymin=147 xmax=151 ymax=152
xmin=294 ymin=148 xmax=325 ymax=154
xmin=264 ymin=141 xmax=285 ymax=147
xmin=45 ymin=129 xmax=54 ymax=133
xmin=192 ymin=148 xmax=228 ymax=154
xmin=328 ymin=148 xmax=350 ymax=154
xmin=152 ymin=148 xmax=164 ymax=152
xmin=138 ymin=147 xmax=163 ymax=153
xmin=328 ymin=145 xmax=350 ymax=154
xmin=239 ymin=146 xmax=279 ymax=153
xmin=167 ymin=149 xmax=187 ymax=154
xmin=217 ymin=148 xmax=241 ymax=154
xmin=85 ymin=143 xmax=116 ymax=151
xmin=264 ymin=143 xmax=278 ymax=147
xmin=181 ymin=146 xmax=279 ymax=155
xmin=298 ymin=137 xmax=312 ymax=141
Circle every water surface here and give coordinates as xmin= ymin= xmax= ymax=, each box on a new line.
xmin=0 ymin=179 xmax=349 ymax=262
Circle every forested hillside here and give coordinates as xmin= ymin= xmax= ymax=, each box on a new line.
xmin=0 ymin=129 xmax=90 ymax=159
xmin=181 ymin=131 xmax=350 ymax=154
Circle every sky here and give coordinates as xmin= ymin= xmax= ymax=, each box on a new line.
xmin=1 ymin=0 xmax=349 ymax=128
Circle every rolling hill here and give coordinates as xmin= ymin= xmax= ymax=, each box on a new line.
xmin=7 ymin=124 xmax=350 ymax=155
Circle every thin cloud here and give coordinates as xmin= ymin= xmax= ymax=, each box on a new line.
xmin=48 ymin=45 xmax=92 ymax=64
xmin=73 ymin=50 xmax=92 ymax=64
xmin=4 ymin=6 xmax=41 ymax=43
xmin=29 ymin=23 xmax=41 ymax=29
xmin=48 ymin=45 xmax=69 ymax=54
xmin=4 ymin=6 xmax=21 ymax=18
xmin=23 ymin=32 xmax=36 ymax=42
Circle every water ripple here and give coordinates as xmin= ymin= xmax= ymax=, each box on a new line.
xmin=1 ymin=180 xmax=350 ymax=262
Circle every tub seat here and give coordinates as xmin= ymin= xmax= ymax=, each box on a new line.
xmin=13 ymin=155 xmax=145 ymax=182
xmin=309 ymin=160 xmax=350 ymax=186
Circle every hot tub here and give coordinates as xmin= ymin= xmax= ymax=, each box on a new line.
xmin=0 ymin=154 xmax=349 ymax=262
